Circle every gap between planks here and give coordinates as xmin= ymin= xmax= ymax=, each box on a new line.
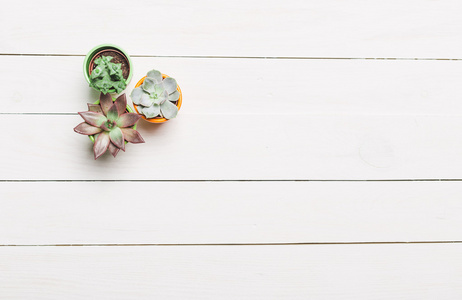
xmin=0 ymin=53 xmax=461 ymax=61
xmin=1 ymin=241 xmax=462 ymax=247
xmin=3 ymin=113 xmax=462 ymax=116
xmin=1 ymin=179 xmax=462 ymax=182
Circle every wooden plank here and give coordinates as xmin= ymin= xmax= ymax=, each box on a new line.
xmin=0 ymin=181 xmax=461 ymax=244
xmin=2 ymin=114 xmax=462 ymax=180
xmin=2 ymin=56 xmax=462 ymax=114
xmin=2 ymin=0 xmax=462 ymax=58
xmin=0 ymin=244 xmax=461 ymax=299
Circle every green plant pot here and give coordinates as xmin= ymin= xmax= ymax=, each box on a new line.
xmin=88 ymin=98 xmax=137 ymax=143
xmin=83 ymin=44 xmax=133 ymax=94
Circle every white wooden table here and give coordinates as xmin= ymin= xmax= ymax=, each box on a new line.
xmin=1 ymin=0 xmax=462 ymax=298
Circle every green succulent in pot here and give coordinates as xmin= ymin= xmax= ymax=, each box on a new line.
xmin=74 ymin=93 xmax=145 ymax=159
xmin=130 ymin=70 xmax=180 ymax=119
xmin=83 ymin=44 xmax=133 ymax=95
xmin=89 ymin=56 xmax=126 ymax=94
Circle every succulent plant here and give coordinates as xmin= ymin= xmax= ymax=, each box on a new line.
xmin=74 ymin=93 xmax=145 ymax=159
xmin=130 ymin=70 xmax=180 ymax=119
xmin=90 ymin=56 xmax=126 ymax=94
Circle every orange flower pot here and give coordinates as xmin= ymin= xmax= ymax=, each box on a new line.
xmin=133 ymin=74 xmax=182 ymax=123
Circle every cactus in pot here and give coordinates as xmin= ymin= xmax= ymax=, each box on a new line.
xmin=74 ymin=93 xmax=145 ymax=159
xmin=90 ymin=56 xmax=127 ymax=94
xmin=130 ymin=69 xmax=180 ymax=119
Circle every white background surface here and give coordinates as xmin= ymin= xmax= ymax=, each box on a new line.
xmin=1 ymin=0 xmax=462 ymax=298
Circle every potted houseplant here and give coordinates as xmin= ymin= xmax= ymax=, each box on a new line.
xmin=83 ymin=44 xmax=133 ymax=94
xmin=74 ymin=93 xmax=144 ymax=159
xmin=130 ymin=69 xmax=182 ymax=123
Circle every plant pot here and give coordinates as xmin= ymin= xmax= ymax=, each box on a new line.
xmin=88 ymin=98 xmax=137 ymax=143
xmin=133 ymin=74 xmax=183 ymax=123
xmin=83 ymin=44 xmax=133 ymax=94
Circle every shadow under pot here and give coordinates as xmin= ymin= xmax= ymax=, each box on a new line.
xmin=133 ymin=74 xmax=183 ymax=123
xmin=83 ymin=44 xmax=133 ymax=94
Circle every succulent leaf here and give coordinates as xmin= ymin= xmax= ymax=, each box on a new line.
xmin=113 ymin=81 xmax=124 ymax=94
xmin=112 ymin=70 xmax=123 ymax=82
xmin=163 ymin=77 xmax=177 ymax=94
xmin=99 ymin=92 xmax=113 ymax=116
xmin=74 ymin=122 xmax=103 ymax=135
xmin=117 ymin=113 xmax=141 ymax=128
xmin=87 ymin=104 xmax=103 ymax=113
xmin=94 ymin=75 xmax=113 ymax=94
xmin=154 ymin=83 xmax=165 ymax=96
xmin=130 ymin=87 xmax=144 ymax=105
xmin=159 ymin=90 xmax=169 ymax=104
xmin=115 ymin=94 xmax=127 ymax=115
xmin=150 ymin=90 xmax=168 ymax=105
xmin=152 ymin=98 xmax=162 ymax=105
xmin=142 ymin=77 xmax=156 ymax=94
xmin=91 ymin=66 xmax=105 ymax=79
xmin=98 ymin=56 xmax=113 ymax=64
xmin=78 ymin=111 xmax=107 ymax=127
xmin=100 ymin=122 xmax=112 ymax=132
xmin=147 ymin=69 xmax=162 ymax=83
xmin=94 ymin=132 xmax=111 ymax=159
xmin=109 ymin=127 xmax=125 ymax=151
xmin=121 ymin=128 xmax=145 ymax=144
xmin=108 ymin=142 xmax=120 ymax=158
xmin=104 ymin=56 xmax=113 ymax=62
xmin=160 ymin=99 xmax=179 ymax=119
xmin=142 ymin=104 xmax=161 ymax=118
xmin=106 ymin=103 xmax=120 ymax=122
xmin=139 ymin=93 xmax=154 ymax=107
xmin=93 ymin=57 xmax=103 ymax=65
xmin=108 ymin=63 xmax=122 ymax=76
xmin=168 ymin=90 xmax=180 ymax=101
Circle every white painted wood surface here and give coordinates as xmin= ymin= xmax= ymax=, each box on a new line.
xmin=3 ymin=56 xmax=462 ymax=115
xmin=0 ymin=181 xmax=461 ymax=244
xmin=2 ymin=114 xmax=462 ymax=179
xmin=1 ymin=244 xmax=461 ymax=299
xmin=2 ymin=0 xmax=462 ymax=298
xmin=1 ymin=0 xmax=462 ymax=58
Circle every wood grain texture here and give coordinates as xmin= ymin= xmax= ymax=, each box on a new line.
xmin=2 ymin=114 xmax=462 ymax=180
xmin=0 ymin=244 xmax=461 ymax=299
xmin=0 ymin=181 xmax=461 ymax=244
xmin=1 ymin=0 xmax=462 ymax=58
xmin=2 ymin=56 xmax=462 ymax=114
xmin=2 ymin=0 xmax=461 ymax=297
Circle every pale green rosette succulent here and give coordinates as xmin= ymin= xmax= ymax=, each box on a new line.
xmin=130 ymin=70 xmax=180 ymax=119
